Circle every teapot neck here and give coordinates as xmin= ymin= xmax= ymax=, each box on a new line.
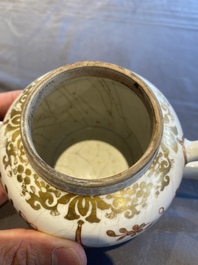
xmin=21 ymin=62 xmax=163 ymax=196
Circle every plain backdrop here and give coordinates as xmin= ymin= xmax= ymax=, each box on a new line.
xmin=0 ymin=1 xmax=198 ymax=264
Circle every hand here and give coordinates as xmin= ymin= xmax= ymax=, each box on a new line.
xmin=0 ymin=91 xmax=22 ymax=205
xmin=0 ymin=91 xmax=87 ymax=265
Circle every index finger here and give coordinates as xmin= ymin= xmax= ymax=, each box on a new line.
xmin=0 ymin=90 xmax=22 ymax=120
xmin=0 ymin=183 xmax=7 ymax=206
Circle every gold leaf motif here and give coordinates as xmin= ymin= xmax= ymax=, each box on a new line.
xmin=105 ymin=187 xmax=140 ymax=219
xmin=75 ymin=220 xmax=85 ymax=244
xmin=106 ymin=222 xmax=153 ymax=241
xmin=1 ymin=84 xmax=183 ymax=226
xmin=163 ymin=126 xmax=179 ymax=153
xmin=63 ymin=195 xmax=111 ymax=223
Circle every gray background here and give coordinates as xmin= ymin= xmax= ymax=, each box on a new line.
xmin=0 ymin=1 xmax=198 ymax=264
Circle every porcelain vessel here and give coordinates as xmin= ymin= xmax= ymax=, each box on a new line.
xmin=0 ymin=62 xmax=198 ymax=247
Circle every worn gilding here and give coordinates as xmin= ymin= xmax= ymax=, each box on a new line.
xmin=1 ymin=71 xmax=184 ymax=245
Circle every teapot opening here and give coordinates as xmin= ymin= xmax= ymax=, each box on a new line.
xmin=21 ymin=62 xmax=162 ymax=195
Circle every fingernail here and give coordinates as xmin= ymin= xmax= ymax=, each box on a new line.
xmin=52 ymin=247 xmax=81 ymax=265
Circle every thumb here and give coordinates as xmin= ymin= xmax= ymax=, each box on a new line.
xmin=0 ymin=183 xmax=8 ymax=205
xmin=0 ymin=229 xmax=87 ymax=265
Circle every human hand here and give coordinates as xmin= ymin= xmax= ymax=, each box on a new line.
xmin=0 ymin=91 xmax=87 ymax=265
xmin=0 ymin=91 xmax=22 ymax=205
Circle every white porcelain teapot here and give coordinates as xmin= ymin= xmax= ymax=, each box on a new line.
xmin=0 ymin=62 xmax=197 ymax=247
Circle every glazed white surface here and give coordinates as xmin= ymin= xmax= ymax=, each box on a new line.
xmin=0 ymin=71 xmax=186 ymax=247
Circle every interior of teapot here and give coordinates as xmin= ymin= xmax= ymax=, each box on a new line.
xmin=30 ymin=75 xmax=152 ymax=179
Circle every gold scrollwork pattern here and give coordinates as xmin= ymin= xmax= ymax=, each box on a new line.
xmin=2 ymin=86 xmax=182 ymax=226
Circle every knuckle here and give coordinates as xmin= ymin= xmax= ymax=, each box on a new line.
xmin=12 ymin=243 xmax=39 ymax=265
xmin=0 ymin=236 xmax=40 ymax=265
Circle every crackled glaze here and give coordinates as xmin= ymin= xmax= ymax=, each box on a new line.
xmin=0 ymin=62 xmax=197 ymax=247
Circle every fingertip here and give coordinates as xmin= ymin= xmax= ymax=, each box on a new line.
xmin=73 ymin=243 xmax=87 ymax=265
xmin=0 ymin=184 xmax=7 ymax=206
xmin=0 ymin=90 xmax=22 ymax=120
xmin=52 ymin=246 xmax=87 ymax=265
